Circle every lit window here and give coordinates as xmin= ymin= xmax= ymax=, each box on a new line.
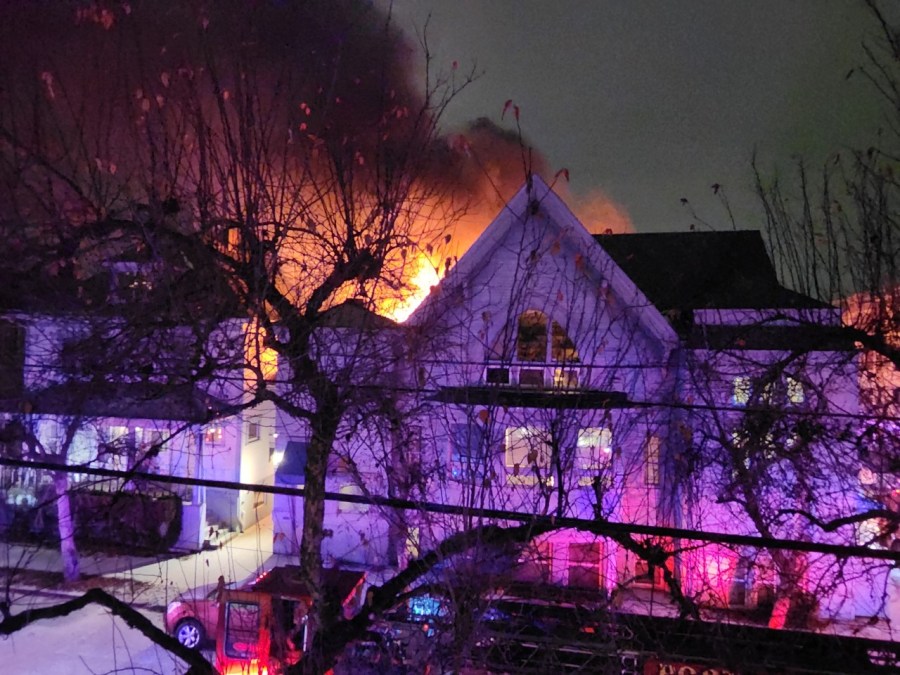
xmin=644 ymin=436 xmax=660 ymax=486
xmin=406 ymin=526 xmax=420 ymax=559
xmin=505 ymin=426 xmax=550 ymax=471
xmin=732 ymin=377 xmax=751 ymax=406
xmin=576 ymin=428 xmax=612 ymax=470
xmin=204 ymin=426 xmax=223 ymax=444
xmin=106 ymin=425 xmax=128 ymax=443
xmin=553 ymin=368 xmax=579 ymax=389
xmin=260 ymin=347 xmax=278 ymax=381
xmin=787 ymin=376 xmax=805 ymax=404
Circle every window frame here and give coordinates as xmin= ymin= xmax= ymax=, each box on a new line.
xmin=505 ymin=425 xmax=551 ymax=472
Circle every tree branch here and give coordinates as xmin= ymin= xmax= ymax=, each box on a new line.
xmin=0 ymin=587 xmax=215 ymax=674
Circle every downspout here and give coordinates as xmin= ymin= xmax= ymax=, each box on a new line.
xmin=664 ymin=343 xmax=689 ymax=593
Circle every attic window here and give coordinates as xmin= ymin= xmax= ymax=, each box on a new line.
xmin=517 ymin=311 xmax=547 ymax=362
xmin=551 ymin=321 xmax=579 ymax=363
xmin=515 ymin=311 xmax=580 ymax=364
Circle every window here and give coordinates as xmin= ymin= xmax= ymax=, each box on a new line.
xmin=732 ymin=376 xmax=751 ymax=406
xmin=728 ymin=557 xmax=752 ymax=607
xmin=551 ymin=321 xmax=580 ymax=363
xmin=485 ymin=367 xmax=510 ymax=384
xmin=260 ymin=347 xmax=278 ymax=381
xmin=733 ymin=374 xmax=805 ymax=407
xmin=505 ymin=426 xmax=550 ymax=472
xmin=517 ymin=311 xmax=548 ymax=362
xmin=204 ymin=426 xmax=223 ymax=444
xmin=450 ymin=422 xmax=486 ymax=479
xmin=568 ymin=542 xmax=602 ymax=589
xmin=576 ymin=428 xmax=613 ymax=471
xmin=223 ymin=601 xmax=261 ymax=659
xmin=405 ymin=426 xmax=422 ymax=470
xmin=634 ymin=558 xmax=665 ymax=587
xmin=406 ymin=526 xmax=421 ymax=559
xmin=553 ymin=367 xmax=579 ymax=389
xmin=518 ymin=367 xmax=545 ymax=387
xmin=141 ymin=429 xmax=164 ymax=449
xmin=105 ymin=425 xmax=131 ymax=452
xmin=247 ymin=418 xmax=260 ymax=442
xmin=516 ymin=540 xmax=553 ymax=583
xmin=786 ymin=376 xmax=805 ymax=404
xmin=337 ymin=484 xmax=368 ymax=513
xmin=515 ymin=311 xmax=580 ymax=364
xmin=644 ymin=436 xmax=660 ymax=486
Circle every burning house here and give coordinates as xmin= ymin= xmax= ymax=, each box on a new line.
xmin=272 ymin=176 xmax=885 ymax=626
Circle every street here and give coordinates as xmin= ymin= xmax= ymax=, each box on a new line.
xmin=1 ymin=519 xmax=288 ymax=674
xmin=2 ymin=600 xmax=191 ymax=675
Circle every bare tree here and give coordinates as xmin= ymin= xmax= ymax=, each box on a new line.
xmin=0 ymin=1 xmax=478 ymax=670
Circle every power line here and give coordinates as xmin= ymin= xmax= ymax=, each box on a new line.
xmin=2 ymin=456 xmax=898 ymax=563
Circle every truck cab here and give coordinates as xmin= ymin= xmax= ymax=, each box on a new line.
xmin=214 ymin=566 xmax=365 ymax=674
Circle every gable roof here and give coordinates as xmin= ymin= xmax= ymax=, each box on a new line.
xmin=595 ymin=231 xmax=827 ymax=311
xmin=320 ymin=298 xmax=397 ymax=330
xmin=2 ymin=382 xmax=227 ymax=422
xmin=409 ymin=176 xmax=679 ymax=346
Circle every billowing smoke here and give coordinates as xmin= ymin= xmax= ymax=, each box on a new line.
xmin=438 ymin=116 xmax=633 ymax=258
xmin=0 ymin=0 xmax=633 ymax=288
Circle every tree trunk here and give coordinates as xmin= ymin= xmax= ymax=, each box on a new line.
xmin=54 ymin=471 xmax=80 ymax=583
xmin=299 ymin=412 xmax=340 ymax=675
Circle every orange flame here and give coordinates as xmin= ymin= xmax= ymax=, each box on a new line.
xmin=382 ymin=255 xmax=440 ymax=322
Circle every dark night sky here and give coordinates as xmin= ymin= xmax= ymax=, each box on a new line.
xmin=386 ymin=0 xmax=891 ymax=233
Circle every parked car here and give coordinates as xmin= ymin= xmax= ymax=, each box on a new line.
xmin=164 ymin=578 xmax=234 ymax=649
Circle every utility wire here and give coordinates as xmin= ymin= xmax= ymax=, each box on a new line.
xmin=2 ymin=455 xmax=898 ymax=563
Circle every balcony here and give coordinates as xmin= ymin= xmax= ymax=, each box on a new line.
xmin=428 ymin=363 xmax=628 ymax=410
xmin=484 ymin=364 xmax=584 ymax=389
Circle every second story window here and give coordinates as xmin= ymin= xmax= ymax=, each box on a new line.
xmin=204 ymin=426 xmax=223 ymax=444
xmin=576 ymin=428 xmax=613 ymax=471
xmin=505 ymin=426 xmax=551 ymax=474
xmin=732 ymin=374 xmax=806 ymax=407
xmin=551 ymin=322 xmax=580 ymax=364
xmin=732 ymin=377 xmax=752 ymax=406
xmin=450 ymin=422 xmax=487 ymax=480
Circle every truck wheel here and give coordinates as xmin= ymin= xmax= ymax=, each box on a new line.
xmin=175 ymin=618 xmax=205 ymax=649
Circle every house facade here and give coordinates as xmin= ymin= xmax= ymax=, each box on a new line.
xmin=1 ymin=178 xmax=882 ymax=624
xmin=271 ymin=177 xmax=880 ymax=624
xmin=0 ymin=252 xmax=275 ymax=551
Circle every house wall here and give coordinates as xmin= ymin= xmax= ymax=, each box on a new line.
xmin=0 ymin=311 xmax=250 ymax=550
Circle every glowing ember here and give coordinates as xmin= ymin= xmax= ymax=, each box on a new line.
xmin=384 ymin=255 xmax=440 ymax=323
